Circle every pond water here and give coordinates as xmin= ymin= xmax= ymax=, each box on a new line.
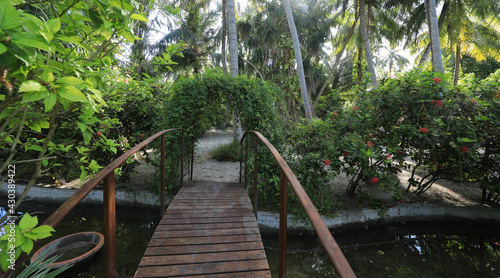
xmin=2 ymin=203 xmax=499 ymax=278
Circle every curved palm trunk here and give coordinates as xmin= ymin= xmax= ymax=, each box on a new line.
xmin=424 ymin=0 xmax=445 ymax=73
xmin=359 ymin=0 xmax=378 ymax=89
xmin=453 ymin=44 xmax=461 ymax=86
xmin=220 ymin=0 xmax=230 ymax=130
xmin=313 ymin=17 xmax=358 ymax=111
xmin=227 ymin=0 xmax=242 ymax=140
xmin=282 ymin=0 xmax=313 ymax=121
xmin=418 ymin=0 xmax=449 ymax=68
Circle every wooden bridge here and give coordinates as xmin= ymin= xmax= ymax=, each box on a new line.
xmin=5 ymin=129 xmax=356 ymax=278
xmin=134 ymin=181 xmax=271 ymax=277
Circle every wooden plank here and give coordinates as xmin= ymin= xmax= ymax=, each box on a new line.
xmin=148 ymin=234 xmax=262 ymax=246
xmin=135 ymin=259 xmax=270 ymax=277
xmin=139 ymin=250 xmax=267 ymax=266
xmin=134 ymin=181 xmax=270 ymax=278
xmin=144 ymin=241 xmax=265 ymax=256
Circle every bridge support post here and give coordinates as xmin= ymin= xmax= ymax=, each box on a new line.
xmin=104 ymin=172 xmax=116 ymax=278
xmin=160 ymin=134 xmax=166 ymax=215
xmin=253 ymin=135 xmax=258 ymax=217
xmin=279 ymin=169 xmax=288 ymax=278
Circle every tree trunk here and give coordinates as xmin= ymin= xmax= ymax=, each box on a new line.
xmin=227 ymin=0 xmax=238 ymax=77
xmin=424 ymin=0 xmax=445 ymax=73
xmin=282 ymin=0 xmax=313 ymax=122
xmin=219 ymin=0 xmax=230 ymax=130
xmin=359 ymin=0 xmax=378 ymax=89
xmin=312 ymin=18 xmax=358 ymax=111
xmin=221 ymin=0 xmax=228 ymax=76
xmin=418 ymin=0 xmax=449 ymax=67
xmin=226 ymin=0 xmax=242 ymax=140
xmin=453 ymin=44 xmax=461 ymax=86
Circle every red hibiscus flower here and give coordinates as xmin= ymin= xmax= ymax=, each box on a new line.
xmin=141 ymin=134 xmax=145 ymax=138
xmin=431 ymin=100 xmax=443 ymax=106
xmin=459 ymin=146 xmax=468 ymax=153
xmin=97 ymin=131 xmax=102 ymax=137
xmin=432 ymin=77 xmax=443 ymax=83
xmin=371 ymin=177 xmax=379 ymax=184
xmin=352 ymin=106 xmax=358 ymax=111
xmin=333 ymin=111 xmax=338 ymax=117
xmin=367 ymin=141 xmax=373 ymax=148
xmin=419 ymin=127 xmax=429 ymax=133
xmin=324 ymin=159 xmax=330 ymax=166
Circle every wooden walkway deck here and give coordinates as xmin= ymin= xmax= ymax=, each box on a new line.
xmin=134 ymin=181 xmax=271 ymax=277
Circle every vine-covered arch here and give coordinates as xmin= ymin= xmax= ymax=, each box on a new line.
xmin=157 ymin=70 xmax=284 ymax=194
xmin=163 ymin=71 xmax=283 ymax=142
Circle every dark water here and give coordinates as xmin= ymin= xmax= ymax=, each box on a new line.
xmin=2 ymin=202 xmax=499 ymax=278
xmin=263 ymin=221 xmax=500 ymax=278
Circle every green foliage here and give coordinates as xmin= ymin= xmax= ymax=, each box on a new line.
xmin=156 ymin=70 xmax=284 ymax=196
xmin=0 ymin=214 xmax=55 ymax=272
xmin=210 ymin=141 xmax=242 ymax=162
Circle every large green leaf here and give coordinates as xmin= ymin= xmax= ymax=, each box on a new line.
xmin=11 ymin=33 xmax=53 ymax=53
xmin=22 ymin=90 xmax=49 ymax=103
xmin=46 ymin=18 xmax=61 ymax=33
xmin=44 ymin=92 xmax=57 ymax=111
xmin=56 ymin=76 xmax=85 ymax=86
xmin=0 ymin=2 xmax=20 ymax=31
xmin=20 ymin=238 xmax=34 ymax=254
xmin=19 ymin=80 xmax=45 ymax=92
xmin=0 ymin=43 xmax=6 ymax=54
xmin=58 ymin=86 xmax=87 ymax=102
xmin=19 ymin=214 xmax=38 ymax=231
xmin=130 ymin=13 xmax=148 ymax=22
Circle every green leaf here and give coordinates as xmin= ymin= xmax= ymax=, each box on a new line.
xmin=11 ymin=33 xmax=53 ymax=53
xmin=83 ymin=129 xmax=92 ymax=145
xmin=28 ymin=145 xmax=44 ymax=152
xmin=44 ymin=92 xmax=57 ymax=112
xmin=42 ymin=159 xmax=48 ymax=167
xmin=22 ymin=90 xmax=49 ymax=103
xmin=20 ymin=238 xmax=34 ymax=254
xmin=0 ymin=2 xmax=20 ymax=30
xmin=58 ymin=86 xmax=87 ymax=102
xmin=46 ymin=18 xmax=61 ymax=33
xmin=77 ymin=122 xmax=89 ymax=132
xmin=88 ymin=88 xmax=106 ymax=105
xmin=57 ymin=35 xmax=85 ymax=48
xmin=19 ymin=80 xmax=45 ymax=92
xmin=0 ymin=43 xmax=6 ymax=54
xmin=42 ymin=71 xmax=54 ymax=83
xmin=130 ymin=13 xmax=148 ymax=22
xmin=56 ymin=76 xmax=85 ymax=86
xmin=19 ymin=214 xmax=38 ymax=231
xmin=31 ymin=225 xmax=55 ymax=238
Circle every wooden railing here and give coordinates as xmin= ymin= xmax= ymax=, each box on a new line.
xmin=240 ymin=131 xmax=356 ymax=278
xmin=4 ymin=128 xmax=193 ymax=278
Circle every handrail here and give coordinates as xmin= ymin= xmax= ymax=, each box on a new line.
xmin=3 ymin=128 xmax=193 ymax=278
xmin=240 ymin=130 xmax=356 ymax=278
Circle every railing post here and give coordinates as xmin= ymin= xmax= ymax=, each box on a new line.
xmin=244 ymin=135 xmax=248 ymax=190
xmin=239 ymin=135 xmax=243 ymax=184
xmin=104 ymin=172 xmax=116 ymax=278
xmin=181 ymin=130 xmax=185 ymax=187
xmin=160 ymin=134 xmax=166 ymax=216
xmin=253 ymin=134 xmax=258 ymax=217
xmin=190 ymin=137 xmax=195 ymax=181
xmin=279 ymin=169 xmax=288 ymax=278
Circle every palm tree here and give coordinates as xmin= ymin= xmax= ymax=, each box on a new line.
xmin=359 ymin=0 xmax=378 ymax=88
xmin=282 ymin=0 xmax=313 ymax=121
xmin=424 ymin=0 xmax=445 ymax=73
xmin=375 ymin=46 xmax=410 ymax=76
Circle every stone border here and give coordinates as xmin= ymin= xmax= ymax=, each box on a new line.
xmin=2 ymin=182 xmax=499 ymax=233
xmin=0 ymin=182 xmax=164 ymax=208
xmin=257 ymin=204 xmax=500 ymax=233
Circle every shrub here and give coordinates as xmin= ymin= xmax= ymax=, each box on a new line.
xmin=210 ymin=141 xmax=242 ymax=161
